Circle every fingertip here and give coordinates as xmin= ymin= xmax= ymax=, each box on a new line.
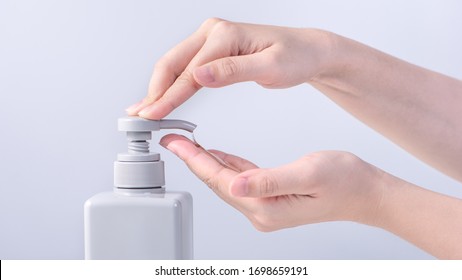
xmin=138 ymin=104 xmax=163 ymax=120
xmin=159 ymin=133 xmax=190 ymax=147
xmin=194 ymin=65 xmax=215 ymax=86
xmin=230 ymin=176 xmax=249 ymax=197
xmin=159 ymin=134 xmax=176 ymax=149
xmin=138 ymin=106 xmax=153 ymax=119
xmin=125 ymin=100 xmax=144 ymax=115
xmin=159 ymin=133 xmax=198 ymax=156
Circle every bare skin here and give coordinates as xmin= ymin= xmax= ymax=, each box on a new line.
xmin=127 ymin=18 xmax=462 ymax=259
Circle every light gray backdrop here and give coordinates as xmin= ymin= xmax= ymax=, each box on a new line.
xmin=1 ymin=0 xmax=461 ymax=259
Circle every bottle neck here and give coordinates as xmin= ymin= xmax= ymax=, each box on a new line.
xmin=114 ymin=187 xmax=166 ymax=196
xmin=114 ymin=160 xmax=165 ymax=190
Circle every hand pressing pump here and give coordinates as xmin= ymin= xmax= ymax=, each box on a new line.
xmin=84 ymin=117 xmax=195 ymax=260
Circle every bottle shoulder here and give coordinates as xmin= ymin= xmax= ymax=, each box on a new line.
xmin=84 ymin=190 xmax=192 ymax=208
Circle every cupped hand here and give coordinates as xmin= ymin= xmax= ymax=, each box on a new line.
xmin=160 ymin=134 xmax=385 ymax=231
xmin=127 ymin=18 xmax=332 ymax=120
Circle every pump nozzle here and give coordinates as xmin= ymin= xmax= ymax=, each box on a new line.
xmin=118 ymin=116 xmax=196 ymax=133
xmin=114 ymin=117 xmax=197 ymax=189
xmin=159 ymin=119 xmax=196 ymax=133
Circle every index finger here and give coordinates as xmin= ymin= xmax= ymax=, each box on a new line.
xmin=160 ymin=133 xmax=239 ymax=200
xmin=129 ymin=18 xmax=225 ymax=118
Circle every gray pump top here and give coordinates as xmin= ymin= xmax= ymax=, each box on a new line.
xmin=114 ymin=117 xmax=196 ymax=190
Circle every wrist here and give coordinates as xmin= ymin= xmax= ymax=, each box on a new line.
xmin=348 ymin=161 xmax=390 ymax=227
xmin=305 ymin=29 xmax=344 ymax=85
xmin=307 ymin=31 xmax=375 ymax=99
xmin=357 ymin=166 xmax=408 ymax=230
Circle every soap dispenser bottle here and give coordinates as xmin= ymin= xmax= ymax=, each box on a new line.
xmin=84 ymin=117 xmax=195 ymax=260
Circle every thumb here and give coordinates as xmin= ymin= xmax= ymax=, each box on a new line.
xmin=193 ymin=54 xmax=265 ymax=87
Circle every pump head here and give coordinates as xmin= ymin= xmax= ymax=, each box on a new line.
xmin=114 ymin=117 xmax=196 ymax=190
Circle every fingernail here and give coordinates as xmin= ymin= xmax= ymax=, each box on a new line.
xmin=159 ymin=139 xmax=177 ymax=155
xmin=231 ymin=177 xmax=248 ymax=197
xmin=138 ymin=105 xmax=155 ymax=118
xmin=194 ymin=65 xmax=215 ymax=84
xmin=159 ymin=137 xmax=168 ymax=148
xmin=125 ymin=100 xmax=143 ymax=114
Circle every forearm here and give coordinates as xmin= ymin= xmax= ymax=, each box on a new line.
xmin=372 ymin=172 xmax=462 ymax=259
xmin=310 ymin=32 xmax=462 ymax=181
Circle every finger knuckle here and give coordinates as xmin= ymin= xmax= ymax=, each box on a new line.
xmin=201 ymin=17 xmax=224 ymax=29
xmin=203 ymin=175 xmax=219 ymax=191
xmin=219 ymin=58 xmax=239 ymax=78
xmin=175 ymin=70 xmax=202 ymax=91
xmin=201 ymin=167 xmax=228 ymax=195
xmin=212 ymin=20 xmax=240 ymax=37
xmin=184 ymin=151 xmax=216 ymax=191
xmin=258 ymin=173 xmax=278 ymax=197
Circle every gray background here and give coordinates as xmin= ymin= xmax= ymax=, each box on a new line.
xmin=1 ymin=0 xmax=461 ymax=259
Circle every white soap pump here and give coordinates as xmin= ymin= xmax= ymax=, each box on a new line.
xmin=84 ymin=116 xmax=195 ymax=259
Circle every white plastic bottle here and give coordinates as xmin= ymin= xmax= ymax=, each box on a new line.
xmin=84 ymin=117 xmax=195 ymax=259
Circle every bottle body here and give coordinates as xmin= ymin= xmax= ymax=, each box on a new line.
xmin=84 ymin=189 xmax=193 ymax=260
